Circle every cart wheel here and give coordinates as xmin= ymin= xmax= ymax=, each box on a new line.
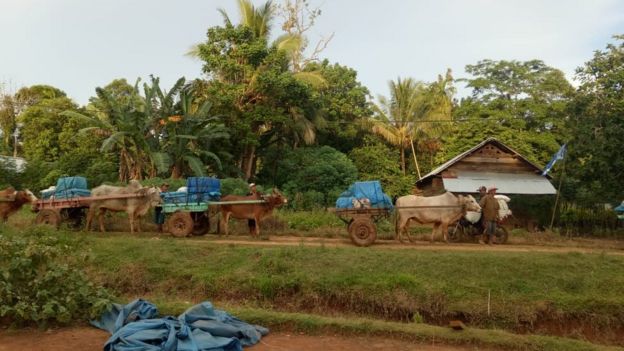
xmin=494 ymin=226 xmax=509 ymax=244
xmin=447 ymin=224 xmax=464 ymax=243
xmin=36 ymin=209 xmax=61 ymax=228
xmin=349 ymin=218 xmax=377 ymax=247
xmin=192 ymin=212 xmax=210 ymax=235
xmin=167 ymin=212 xmax=194 ymax=237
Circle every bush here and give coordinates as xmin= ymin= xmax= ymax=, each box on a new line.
xmin=221 ymin=178 xmax=249 ymax=196
xmin=276 ymin=210 xmax=344 ymax=230
xmin=0 ymin=227 xmax=111 ymax=326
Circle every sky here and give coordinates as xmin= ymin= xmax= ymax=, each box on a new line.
xmin=1 ymin=0 xmax=623 ymax=105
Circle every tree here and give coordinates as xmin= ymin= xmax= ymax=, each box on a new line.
xmin=276 ymin=0 xmax=334 ymax=72
xmin=197 ymin=22 xmax=318 ymax=180
xmin=306 ymin=60 xmax=372 ymax=153
xmin=349 ymin=138 xmax=414 ymax=197
xmin=19 ymin=96 xmax=78 ymax=162
xmin=63 ymin=84 xmax=156 ymax=181
xmin=440 ymin=59 xmax=574 ymax=166
xmin=566 ymin=35 xmax=624 ymax=204
xmin=257 ymin=145 xmax=357 ymax=198
xmin=154 ymin=88 xmax=229 ymax=179
xmin=371 ymin=73 xmax=453 ymax=176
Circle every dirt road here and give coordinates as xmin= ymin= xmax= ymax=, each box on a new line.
xmin=177 ymin=234 xmax=624 ymax=256
xmin=0 ymin=327 xmax=484 ymax=351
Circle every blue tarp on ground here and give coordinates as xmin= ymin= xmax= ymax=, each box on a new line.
xmin=92 ymin=299 xmax=268 ymax=351
xmin=335 ymin=181 xmax=393 ymax=209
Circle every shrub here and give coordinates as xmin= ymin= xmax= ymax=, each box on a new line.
xmin=221 ymin=177 xmax=249 ymax=196
xmin=0 ymin=227 xmax=112 ymax=326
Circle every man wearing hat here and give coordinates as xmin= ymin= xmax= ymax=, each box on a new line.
xmin=479 ymin=185 xmax=500 ymax=245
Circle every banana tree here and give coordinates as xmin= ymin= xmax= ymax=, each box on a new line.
xmin=153 ymin=90 xmax=229 ymax=179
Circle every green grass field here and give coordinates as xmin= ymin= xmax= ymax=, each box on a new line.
xmin=79 ymin=232 xmax=624 ymax=345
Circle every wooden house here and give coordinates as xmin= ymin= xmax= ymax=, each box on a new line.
xmin=416 ymin=138 xmax=556 ymax=195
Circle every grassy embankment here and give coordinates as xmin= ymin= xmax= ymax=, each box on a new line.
xmin=83 ymin=232 xmax=624 ymax=346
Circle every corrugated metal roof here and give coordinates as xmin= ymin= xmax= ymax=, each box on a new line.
xmin=442 ymin=171 xmax=556 ymax=195
xmin=418 ymin=137 xmax=550 ymax=184
xmin=0 ymin=156 xmax=26 ymax=172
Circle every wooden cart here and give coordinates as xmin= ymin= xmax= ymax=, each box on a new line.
xmin=33 ymin=193 xmax=144 ymax=228
xmin=161 ymin=199 xmax=267 ymax=237
xmin=332 ymin=207 xmax=392 ymax=247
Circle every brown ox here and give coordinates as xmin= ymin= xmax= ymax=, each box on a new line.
xmin=0 ymin=187 xmax=38 ymax=222
xmin=219 ymin=189 xmax=287 ymax=237
xmin=395 ymin=192 xmax=481 ymax=243
xmin=85 ymin=181 xmax=162 ymax=233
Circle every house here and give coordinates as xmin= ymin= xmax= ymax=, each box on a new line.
xmin=0 ymin=156 xmax=27 ymax=172
xmin=416 ymin=138 xmax=556 ymax=195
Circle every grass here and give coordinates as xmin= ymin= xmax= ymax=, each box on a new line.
xmin=77 ymin=233 xmax=624 ymax=345
xmin=128 ymin=299 xmax=623 ymax=351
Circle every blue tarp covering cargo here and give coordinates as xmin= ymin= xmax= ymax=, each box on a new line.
xmin=45 ymin=176 xmax=91 ymax=199
xmin=161 ymin=191 xmax=190 ymax=204
xmin=92 ymin=299 xmax=268 ymax=351
xmin=186 ymin=177 xmax=221 ymax=202
xmin=335 ymin=181 xmax=393 ymax=209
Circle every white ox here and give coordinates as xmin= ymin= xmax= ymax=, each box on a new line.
xmin=85 ymin=180 xmax=162 ymax=233
xmin=395 ymin=192 xmax=481 ymax=243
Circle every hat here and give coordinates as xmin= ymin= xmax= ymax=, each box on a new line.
xmin=487 ymin=185 xmax=498 ymax=192
xmin=249 ymin=183 xmax=256 ymax=187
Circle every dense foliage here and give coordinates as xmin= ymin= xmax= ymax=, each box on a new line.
xmin=0 ymin=227 xmax=111 ymax=325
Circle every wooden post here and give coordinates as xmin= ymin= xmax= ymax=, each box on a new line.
xmin=409 ymin=137 xmax=422 ymax=180
xmin=549 ymin=154 xmax=567 ymax=231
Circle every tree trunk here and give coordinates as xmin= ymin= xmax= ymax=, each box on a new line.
xmin=241 ymin=144 xmax=257 ymax=181
xmin=400 ymin=147 xmax=406 ymax=175
xmin=171 ymin=164 xmax=182 ymax=179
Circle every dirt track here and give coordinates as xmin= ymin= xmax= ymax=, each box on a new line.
xmin=0 ymin=327 xmax=483 ymax=351
xmin=177 ymin=234 xmax=624 ymax=256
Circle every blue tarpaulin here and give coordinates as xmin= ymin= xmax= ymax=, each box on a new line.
xmin=92 ymin=299 xmax=268 ymax=351
xmin=335 ymin=181 xmax=393 ymax=209
xmin=615 ymin=202 xmax=624 ymax=213
xmin=187 ymin=177 xmax=221 ymax=202
xmin=43 ymin=176 xmax=91 ymax=199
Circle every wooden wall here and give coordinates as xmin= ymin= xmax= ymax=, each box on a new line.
xmin=416 ymin=142 xmax=540 ymax=195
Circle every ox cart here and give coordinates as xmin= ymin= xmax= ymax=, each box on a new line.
xmin=33 ymin=193 xmax=144 ymax=228
xmin=160 ymin=199 xmax=266 ymax=237
xmin=333 ymin=207 xmax=391 ymax=247
xmin=332 ymin=181 xmax=394 ymax=247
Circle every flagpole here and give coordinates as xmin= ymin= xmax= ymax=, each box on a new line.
xmin=549 ymin=152 xmax=567 ymax=231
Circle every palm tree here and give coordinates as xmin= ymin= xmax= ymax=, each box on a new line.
xmin=371 ymin=72 xmax=454 ymax=177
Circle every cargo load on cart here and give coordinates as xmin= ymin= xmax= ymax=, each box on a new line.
xmin=333 ymin=181 xmax=393 ymax=247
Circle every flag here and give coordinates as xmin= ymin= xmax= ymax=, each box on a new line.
xmin=542 ymin=143 xmax=567 ymax=176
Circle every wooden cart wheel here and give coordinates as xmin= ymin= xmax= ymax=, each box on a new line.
xmin=35 ymin=209 xmax=61 ymax=228
xmin=167 ymin=212 xmax=194 ymax=237
xmin=349 ymin=218 xmax=377 ymax=247
xmin=494 ymin=226 xmax=509 ymax=244
xmin=192 ymin=212 xmax=210 ymax=235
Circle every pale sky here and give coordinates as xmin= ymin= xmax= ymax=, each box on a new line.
xmin=1 ymin=0 xmax=622 ymax=104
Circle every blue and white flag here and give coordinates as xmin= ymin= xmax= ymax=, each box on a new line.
xmin=542 ymin=143 xmax=567 ymax=176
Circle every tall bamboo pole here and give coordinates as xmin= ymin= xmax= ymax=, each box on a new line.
xmin=409 ymin=137 xmax=421 ymax=179
xmin=549 ymin=155 xmax=567 ymax=231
